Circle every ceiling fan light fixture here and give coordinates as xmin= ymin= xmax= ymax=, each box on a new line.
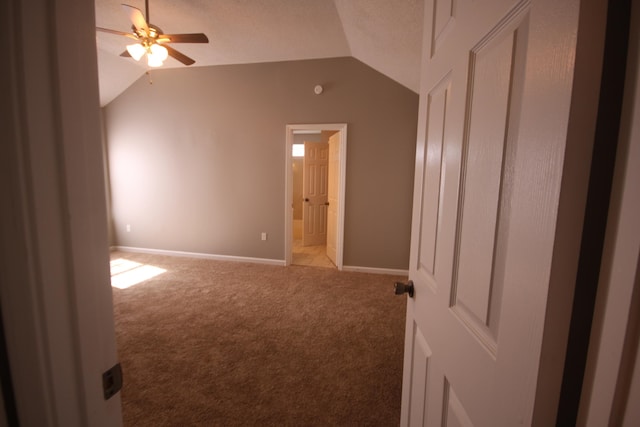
xmin=97 ymin=1 xmax=208 ymax=68
xmin=147 ymin=44 xmax=168 ymax=67
xmin=147 ymin=54 xmax=163 ymax=67
xmin=150 ymin=44 xmax=168 ymax=61
xmin=126 ymin=43 xmax=146 ymax=61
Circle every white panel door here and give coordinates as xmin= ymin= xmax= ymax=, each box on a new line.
xmin=303 ymin=142 xmax=329 ymax=246
xmin=402 ymin=0 xmax=601 ymax=425
xmin=326 ymin=132 xmax=340 ymax=265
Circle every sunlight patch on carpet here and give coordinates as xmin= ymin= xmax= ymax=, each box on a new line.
xmin=110 ymin=258 xmax=167 ymax=289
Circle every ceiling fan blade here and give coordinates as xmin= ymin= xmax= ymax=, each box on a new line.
xmin=161 ymin=33 xmax=209 ymax=44
xmin=96 ymin=26 xmax=138 ymax=39
xmin=122 ymin=4 xmax=149 ymax=34
xmin=165 ymin=45 xmax=196 ymax=66
xmin=120 ymin=50 xmax=132 ymax=57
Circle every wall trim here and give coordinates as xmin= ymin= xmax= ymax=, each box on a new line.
xmin=342 ymin=265 xmax=409 ymax=276
xmin=112 ymin=246 xmax=407 ymax=275
xmin=113 ymin=246 xmax=286 ymax=266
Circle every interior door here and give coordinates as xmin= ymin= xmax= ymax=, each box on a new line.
xmin=402 ymin=0 xmax=602 ymax=425
xmin=326 ymin=132 xmax=340 ymax=265
xmin=303 ymin=142 xmax=329 ymax=246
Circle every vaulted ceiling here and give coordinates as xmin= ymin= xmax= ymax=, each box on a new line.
xmin=95 ymin=0 xmax=424 ymax=106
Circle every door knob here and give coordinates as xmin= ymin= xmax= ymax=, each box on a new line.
xmin=324 ymin=202 xmax=330 ymax=206
xmin=394 ymin=280 xmax=414 ymax=298
xmin=304 ymin=198 xmax=310 ymax=202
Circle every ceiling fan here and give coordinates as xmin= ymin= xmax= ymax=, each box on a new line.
xmin=96 ymin=0 xmax=209 ymax=67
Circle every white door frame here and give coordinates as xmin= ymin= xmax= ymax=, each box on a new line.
xmin=2 ymin=0 xmax=122 ymax=425
xmin=285 ymin=124 xmax=347 ymax=269
xmin=578 ymin=3 xmax=640 ymax=421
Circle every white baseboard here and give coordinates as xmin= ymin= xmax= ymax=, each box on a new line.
xmin=111 ymin=246 xmax=406 ymax=274
xmin=342 ymin=265 xmax=409 ymax=276
xmin=113 ymin=246 xmax=286 ymax=266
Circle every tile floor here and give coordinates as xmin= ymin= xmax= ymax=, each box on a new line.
xmin=292 ymin=240 xmax=336 ymax=268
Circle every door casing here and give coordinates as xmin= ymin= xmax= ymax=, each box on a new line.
xmin=285 ymin=124 xmax=347 ymax=269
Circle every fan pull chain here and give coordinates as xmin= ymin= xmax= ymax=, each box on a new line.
xmin=146 ymin=71 xmax=153 ymax=85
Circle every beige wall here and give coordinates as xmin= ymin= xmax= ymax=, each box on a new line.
xmin=103 ymin=57 xmax=418 ymax=269
xmin=100 ymin=112 xmax=116 ymax=246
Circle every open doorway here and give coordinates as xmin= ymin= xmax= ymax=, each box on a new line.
xmin=292 ymin=133 xmax=334 ymax=268
xmin=285 ymin=124 xmax=347 ymax=269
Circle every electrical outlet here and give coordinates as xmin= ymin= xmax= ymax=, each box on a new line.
xmin=261 ymin=232 xmax=267 ymax=241
xmin=126 ymin=224 xmax=131 ymax=232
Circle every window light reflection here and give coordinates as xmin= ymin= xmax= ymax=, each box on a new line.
xmin=110 ymin=258 xmax=166 ymax=289
xmin=292 ymin=144 xmax=304 ymax=157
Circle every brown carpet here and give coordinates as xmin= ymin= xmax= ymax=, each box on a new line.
xmin=111 ymin=251 xmax=407 ymax=426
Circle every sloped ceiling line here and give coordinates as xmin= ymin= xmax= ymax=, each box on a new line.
xmin=95 ymin=0 xmax=424 ymax=106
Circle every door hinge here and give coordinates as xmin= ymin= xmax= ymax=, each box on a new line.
xmin=102 ymin=362 xmax=123 ymax=400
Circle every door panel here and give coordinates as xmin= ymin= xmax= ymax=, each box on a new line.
xmin=402 ymin=0 xmax=600 ymax=424
xmin=418 ymin=75 xmax=450 ymax=278
xmin=431 ymin=0 xmax=455 ymax=57
xmin=443 ymin=381 xmax=474 ymax=427
xmin=404 ymin=320 xmax=432 ymax=426
xmin=303 ymin=142 xmax=329 ymax=246
xmin=451 ymin=14 xmax=526 ymax=350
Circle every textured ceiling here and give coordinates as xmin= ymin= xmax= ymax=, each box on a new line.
xmin=95 ymin=0 xmax=424 ymax=106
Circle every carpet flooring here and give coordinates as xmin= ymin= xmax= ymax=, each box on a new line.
xmin=111 ymin=251 xmax=407 ymax=426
